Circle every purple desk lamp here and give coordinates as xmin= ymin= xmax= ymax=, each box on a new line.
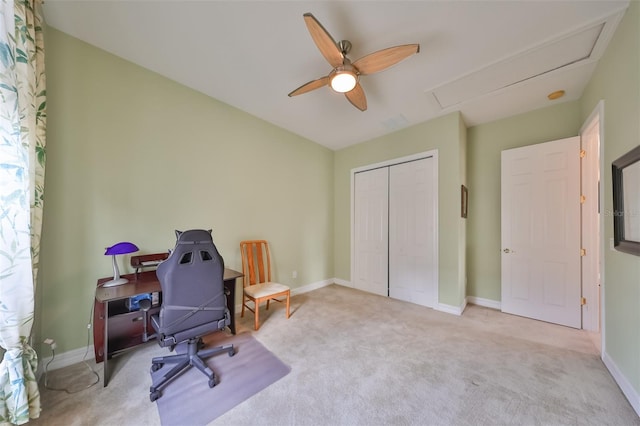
xmin=103 ymin=242 xmax=139 ymax=287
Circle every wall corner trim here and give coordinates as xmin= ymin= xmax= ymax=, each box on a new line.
xmin=435 ymin=299 xmax=467 ymax=316
xmin=333 ymin=278 xmax=352 ymax=288
xmin=466 ymin=296 xmax=501 ymax=310
xmin=602 ymin=350 xmax=640 ymax=417
xmin=290 ymin=279 xmax=334 ymax=296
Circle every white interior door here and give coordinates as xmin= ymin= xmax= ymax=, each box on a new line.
xmin=353 ymin=167 xmax=389 ymax=297
xmin=389 ymin=158 xmax=437 ymax=307
xmin=580 ymin=114 xmax=602 ymax=336
xmin=501 ymin=137 xmax=581 ymax=328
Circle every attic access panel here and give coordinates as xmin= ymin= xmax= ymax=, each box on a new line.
xmin=430 ymin=22 xmax=605 ymax=109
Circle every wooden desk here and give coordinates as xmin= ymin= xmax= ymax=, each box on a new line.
xmin=94 ymin=268 xmax=242 ymax=387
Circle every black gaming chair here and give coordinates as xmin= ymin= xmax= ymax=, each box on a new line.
xmin=149 ymin=229 xmax=235 ymax=402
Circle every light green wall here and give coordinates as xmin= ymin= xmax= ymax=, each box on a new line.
xmin=37 ymin=28 xmax=334 ymax=354
xmin=466 ymin=101 xmax=581 ymax=301
xmin=580 ymin=0 xmax=640 ymax=395
xmin=333 ymin=112 xmax=467 ymax=307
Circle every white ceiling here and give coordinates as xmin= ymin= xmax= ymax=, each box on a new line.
xmin=42 ymin=0 xmax=629 ymax=150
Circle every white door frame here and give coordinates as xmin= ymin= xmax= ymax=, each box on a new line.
xmin=580 ymin=100 xmax=605 ymax=353
xmin=350 ymin=150 xmax=439 ymax=305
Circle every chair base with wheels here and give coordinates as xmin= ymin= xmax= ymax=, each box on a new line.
xmin=149 ymin=337 xmax=235 ymax=402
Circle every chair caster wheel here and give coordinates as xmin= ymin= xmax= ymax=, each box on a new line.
xmin=229 ymin=348 xmax=235 ymax=357
xmin=208 ymin=378 xmax=216 ymax=388
xmin=150 ymin=391 xmax=161 ymax=402
xmin=151 ymin=363 xmax=163 ymax=372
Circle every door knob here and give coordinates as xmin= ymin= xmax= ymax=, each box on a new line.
xmin=503 ymin=248 xmax=512 ymax=253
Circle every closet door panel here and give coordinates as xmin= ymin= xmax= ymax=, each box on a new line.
xmin=353 ymin=167 xmax=389 ymax=296
xmin=389 ymin=158 xmax=436 ymax=307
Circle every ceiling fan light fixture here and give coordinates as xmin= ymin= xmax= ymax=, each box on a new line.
xmin=329 ymin=67 xmax=358 ymax=93
xmin=290 ymin=13 xmax=419 ymax=110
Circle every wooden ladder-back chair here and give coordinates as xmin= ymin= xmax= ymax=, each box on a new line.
xmin=239 ymin=240 xmax=290 ymax=330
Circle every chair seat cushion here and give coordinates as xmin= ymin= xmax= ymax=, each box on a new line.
xmin=244 ymin=282 xmax=289 ymax=299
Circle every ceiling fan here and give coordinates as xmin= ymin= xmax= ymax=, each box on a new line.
xmin=288 ymin=13 xmax=420 ymax=112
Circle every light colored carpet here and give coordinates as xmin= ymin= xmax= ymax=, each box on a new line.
xmin=31 ymin=284 xmax=639 ymax=426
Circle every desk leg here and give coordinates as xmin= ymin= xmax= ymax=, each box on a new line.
xmin=224 ymin=279 xmax=236 ymax=335
xmin=103 ymin=301 xmax=110 ymax=387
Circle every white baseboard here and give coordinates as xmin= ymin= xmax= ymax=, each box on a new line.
xmin=466 ymin=296 xmax=501 ymax=310
xmin=602 ymin=351 xmax=640 ymax=417
xmin=291 ymin=279 xmax=334 ymax=296
xmin=38 ymin=345 xmax=96 ymax=377
xmin=434 ymin=299 xmax=467 ymax=316
xmin=333 ymin=278 xmax=351 ymax=287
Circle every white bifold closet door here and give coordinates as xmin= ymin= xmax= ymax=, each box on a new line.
xmin=353 ymin=167 xmax=389 ymax=297
xmin=354 ymin=157 xmax=437 ymax=307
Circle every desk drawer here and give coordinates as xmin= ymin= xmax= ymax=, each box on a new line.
xmin=107 ymin=307 xmax=159 ymax=356
xmin=108 ymin=311 xmax=144 ymax=340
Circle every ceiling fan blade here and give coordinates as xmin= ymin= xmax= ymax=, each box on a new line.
xmin=288 ymin=76 xmax=329 ymax=97
xmin=303 ymin=13 xmax=344 ymax=68
xmin=345 ymin=83 xmax=367 ymax=111
xmin=353 ymin=44 xmax=420 ymax=75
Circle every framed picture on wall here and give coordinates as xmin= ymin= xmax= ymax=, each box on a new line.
xmin=461 ymin=185 xmax=468 ymax=218
xmin=612 ymin=145 xmax=640 ymax=256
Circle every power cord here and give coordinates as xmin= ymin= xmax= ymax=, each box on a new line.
xmin=43 ymin=302 xmax=100 ymax=393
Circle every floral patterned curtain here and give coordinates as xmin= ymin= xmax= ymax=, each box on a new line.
xmin=0 ymin=0 xmax=46 ymax=423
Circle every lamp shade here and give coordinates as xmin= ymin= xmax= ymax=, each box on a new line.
xmin=105 ymin=242 xmax=139 ymax=256
xmin=102 ymin=242 xmax=139 ymax=288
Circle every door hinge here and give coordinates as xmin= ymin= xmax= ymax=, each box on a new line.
xmin=581 ymin=297 xmax=587 ymax=306
xmin=580 ymin=150 xmax=586 ymax=158
xmin=580 ymin=248 xmax=586 ymax=256
xmin=580 ymin=195 xmax=586 ymax=204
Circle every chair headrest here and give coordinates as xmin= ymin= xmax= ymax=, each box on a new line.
xmin=174 ymin=229 xmax=213 ymax=245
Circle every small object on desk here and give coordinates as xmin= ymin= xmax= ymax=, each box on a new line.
xmin=102 ymin=242 xmax=139 ymax=288
xmin=125 ymin=293 xmax=152 ymax=311
xmin=131 ymin=252 xmax=169 ymax=278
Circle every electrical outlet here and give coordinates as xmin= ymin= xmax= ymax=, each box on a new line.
xmin=292 ymin=270 xmax=297 ymax=279
xmin=43 ymin=338 xmax=57 ymax=351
